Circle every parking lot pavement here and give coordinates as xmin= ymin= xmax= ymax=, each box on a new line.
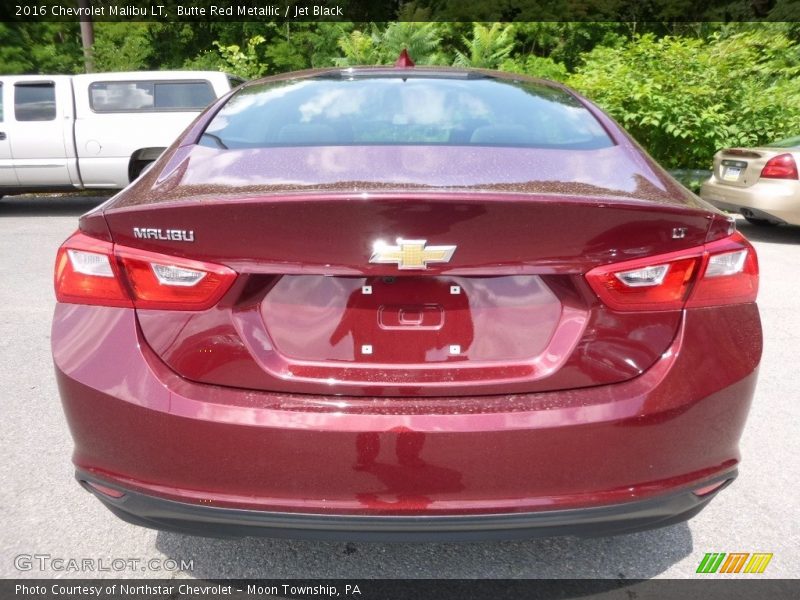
xmin=0 ymin=194 xmax=797 ymax=579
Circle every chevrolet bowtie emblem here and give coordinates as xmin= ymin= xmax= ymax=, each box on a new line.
xmin=369 ymin=238 xmax=457 ymax=270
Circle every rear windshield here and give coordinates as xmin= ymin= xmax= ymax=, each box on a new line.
xmin=201 ymin=76 xmax=613 ymax=150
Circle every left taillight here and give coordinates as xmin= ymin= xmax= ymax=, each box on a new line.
xmin=585 ymin=232 xmax=758 ymax=311
xmin=55 ymin=233 xmax=132 ymax=307
xmin=55 ymin=231 xmax=237 ymax=310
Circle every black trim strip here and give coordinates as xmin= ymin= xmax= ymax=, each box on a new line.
xmin=76 ymin=470 xmax=735 ymax=541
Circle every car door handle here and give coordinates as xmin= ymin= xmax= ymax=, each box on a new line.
xmin=0 ymin=132 xmax=6 ymax=140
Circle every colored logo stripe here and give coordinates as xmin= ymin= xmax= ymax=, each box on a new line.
xmin=697 ymin=553 xmax=726 ymax=573
xmin=744 ymin=553 xmax=773 ymax=574
xmin=719 ymin=553 xmax=749 ymax=573
xmin=697 ymin=552 xmax=773 ymax=574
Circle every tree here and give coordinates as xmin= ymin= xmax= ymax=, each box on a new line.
xmin=453 ymin=23 xmax=515 ymax=69
xmin=262 ymin=22 xmax=351 ymax=71
xmin=92 ymin=23 xmax=152 ymax=72
xmin=334 ymin=29 xmax=380 ymax=66
xmin=334 ymin=23 xmax=449 ymax=66
xmin=379 ymin=22 xmax=447 ymax=65
xmin=0 ymin=23 xmax=83 ymax=74
xmin=211 ymin=35 xmax=267 ymax=79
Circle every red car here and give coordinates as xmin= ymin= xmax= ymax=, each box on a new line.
xmin=52 ymin=63 xmax=761 ymax=540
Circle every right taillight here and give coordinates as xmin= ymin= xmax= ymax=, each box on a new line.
xmin=586 ymin=232 xmax=758 ymax=311
xmin=685 ymin=232 xmax=759 ymax=308
xmin=55 ymin=231 xmax=237 ymax=310
xmin=760 ymin=153 xmax=798 ymax=180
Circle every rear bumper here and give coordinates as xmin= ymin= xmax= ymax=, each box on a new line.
xmin=53 ymin=302 xmax=761 ymax=538
xmin=77 ymin=469 xmax=734 ymax=541
xmin=700 ymin=177 xmax=800 ymax=225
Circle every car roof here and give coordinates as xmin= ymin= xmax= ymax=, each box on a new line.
xmin=71 ymin=71 xmax=233 ymax=83
xmin=240 ymin=65 xmax=571 ymax=94
xmin=0 ymin=71 xmax=235 ymax=84
xmin=0 ymin=74 xmax=74 ymax=83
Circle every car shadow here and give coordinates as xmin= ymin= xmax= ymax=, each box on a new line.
xmin=0 ymin=194 xmax=110 ymax=217
xmin=155 ymin=522 xmax=692 ymax=580
xmin=736 ymin=220 xmax=800 ymax=244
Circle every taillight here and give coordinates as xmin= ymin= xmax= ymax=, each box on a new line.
xmin=760 ymin=153 xmax=798 ymax=180
xmin=685 ymin=233 xmax=758 ymax=308
xmin=116 ymin=247 xmax=236 ymax=310
xmin=54 ymin=231 xmax=236 ymax=310
xmin=55 ymin=234 xmax=132 ymax=307
xmin=586 ymin=255 xmax=699 ymax=311
xmin=586 ymin=232 xmax=758 ymax=311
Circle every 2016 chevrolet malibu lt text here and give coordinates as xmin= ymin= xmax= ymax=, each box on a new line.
xmin=52 ymin=62 xmax=761 ymax=541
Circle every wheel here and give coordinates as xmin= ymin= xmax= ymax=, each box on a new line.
xmin=743 ymin=216 xmax=779 ymax=227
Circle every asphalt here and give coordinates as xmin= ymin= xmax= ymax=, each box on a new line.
xmin=0 ymin=194 xmax=797 ymax=580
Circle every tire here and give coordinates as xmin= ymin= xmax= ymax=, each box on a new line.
xmin=743 ymin=216 xmax=779 ymax=227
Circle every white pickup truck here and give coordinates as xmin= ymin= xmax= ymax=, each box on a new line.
xmin=0 ymin=71 xmax=241 ymax=198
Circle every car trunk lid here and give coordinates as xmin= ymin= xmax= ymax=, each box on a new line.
xmin=713 ymin=147 xmax=787 ymax=188
xmin=102 ymin=192 xmax=713 ymax=397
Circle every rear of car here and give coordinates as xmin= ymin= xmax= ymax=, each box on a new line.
xmin=52 ymin=68 xmax=761 ymax=540
xmin=701 ymin=137 xmax=800 ymax=226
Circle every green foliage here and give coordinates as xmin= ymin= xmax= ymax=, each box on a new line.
xmin=186 ymin=35 xmax=268 ymax=78
xmin=569 ymin=27 xmax=800 ymax=168
xmin=263 ymin=23 xmax=351 ymax=71
xmin=453 ymin=23 xmax=515 ymax=68
xmin=500 ymin=55 xmax=569 ymax=82
xmin=213 ymin=35 xmax=267 ymax=78
xmin=335 ymin=23 xmax=448 ymax=66
xmin=92 ymin=23 xmax=153 ymax=72
xmin=379 ymin=22 xmax=447 ymax=64
xmin=335 ymin=29 xmax=380 ymax=66
xmin=512 ymin=22 xmax=627 ymax=71
xmin=0 ymin=23 xmax=36 ymax=73
xmin=0 ymin=23 xmax=83 ymax=74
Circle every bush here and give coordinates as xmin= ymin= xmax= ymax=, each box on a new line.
xmin=500 ymin=55 xmax=569 ymax=82
xmin=569 ymin=28 xmax=800 ymax=169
